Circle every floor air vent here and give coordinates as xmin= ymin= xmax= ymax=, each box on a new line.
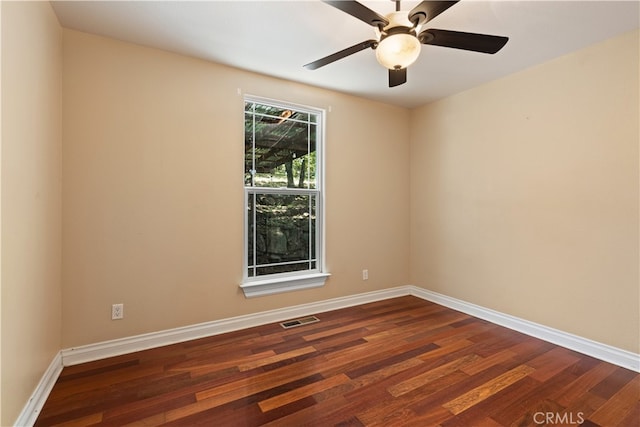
xmin=280 ymin=316 xmax=320 ymax=329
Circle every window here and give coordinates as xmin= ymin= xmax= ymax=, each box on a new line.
xmin=241 ymin=97 xmax=329 ymax=298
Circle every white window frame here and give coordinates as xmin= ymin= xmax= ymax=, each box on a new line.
xmin=240 ymin=95 xmax=329 ymax=298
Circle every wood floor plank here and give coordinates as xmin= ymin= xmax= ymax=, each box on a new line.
xmin=526 ymin=346 xmax=582 ymax=382
xmin=347 ymin=356 xmax=425 ymax=392
xmin=509 ymin=397 xmax=566 ymax=427
xmin=165 ymin=373 xmax=323 ymax=423
xmin=260 ymin=395 xmax=352 ymax=427
xmin=590 ymin=366 xmax=638 ymax=399
xmin=168 ymin=349 xmax=276 ymax=374
xmin=460 ymin=349 xmax=517 ymax=376
xmin=431 ymin=322 xmax=497 ymax=347
xmin=344 ymin=341 xmax=437 ymax=379
xmin=442 ymin=364 xmax=536 ymax=415
xmin=35 ymin=296 xmax=640 ymax=427
xmin=121 ymin=412 xmax=166 ymax=427
xmin=615 ymin=400 xmax=640 ymax=427
xmin=55 ymin=412 xmax=103 ymax=427
xmin=191 ymin=367 xmax=323 ymax=408
xmin=237 ymin=345 xmax=316 ymax=371
xmin=441 ymin=376 xmax=542 ymax=427
xmin=416 ymin=338 xmax=475 ymax=361
xmin=52 ymin=364 xmax=162 ymax=395
xmin=345 ymin=349 xmax=471 ymax=406
xmin=314 ymin=333 xmax=439 ymax=378
xmin=562 ymin=391 xmax=607 ymax=425
xmin=102 ymin=393 xmax=197 ymax=425
xmin=367 ymin=405 xmax=452 ymax=427
xmin=357 ymin=361 xmax=508 ymax=425
xmin=553 ymin=361 xmax=618 ymax=407
xmin=474 ymin=417 xmax=504 ymax=427
xmin=589 ymin=375 xmax=640 ymax=426
xmin=388 ymin=354 xmax=481 ymax=397
xmin=35 ymin=371 xmax=194 ymax=424
xmin=258 ymin=373 xmax=350 ymax=412
xmin=490 ymin=368 xmax=580 ymax=426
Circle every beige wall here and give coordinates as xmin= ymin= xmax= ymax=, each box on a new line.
xmin=410 ymin=30 xmax=639 ymax=353
xmin=62 ymin=30 xmax=410 ymax=347
xmin=1 ymin=1 xmax=62 ymax=425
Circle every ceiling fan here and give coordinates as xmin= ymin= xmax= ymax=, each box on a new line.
xmin=304 ymin=0 xmax=509 ymax=87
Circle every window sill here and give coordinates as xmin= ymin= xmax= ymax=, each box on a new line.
xmin=240 ymin=273 xmax=330 ymax=298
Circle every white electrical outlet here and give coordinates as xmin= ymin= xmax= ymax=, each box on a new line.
xmin=112 ymin=303 xmax=124 ymax=320
xmin=362 ymin=269 xmax=369 ymax=280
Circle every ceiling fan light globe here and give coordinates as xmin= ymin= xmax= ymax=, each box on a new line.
xmin=375 ymin=33 xmax=421 ymax=70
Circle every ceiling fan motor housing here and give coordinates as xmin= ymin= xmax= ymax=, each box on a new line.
xmin=375 ymin=11 xmax=421 ymax=70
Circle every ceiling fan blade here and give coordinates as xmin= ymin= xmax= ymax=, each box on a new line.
xmin=322 ymin=0 xmax=389 ymax=27
xmin=419 ymin=29 xmax=508 ymax=54
xmin=408 ymin=1 xmax=459 ymax=26
xmin=304 ymin=39 xmax=378 ymax=70
xmin=389 ymin=68 xmax=407 ymax=87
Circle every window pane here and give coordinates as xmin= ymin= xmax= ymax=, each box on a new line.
xmin=244 ymin=114 xmax=255 ymax=186
xmin=256 ymin=262 xmax=311 ymax=277
xmin=247 ymin=192 xmax=317 ymax=277
xmin=247 ymin=194 xmax=255 ymax=277
xmin=245 ymin=107 xmax=317 ymax=189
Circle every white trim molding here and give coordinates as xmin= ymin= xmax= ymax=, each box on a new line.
xmin=14 ymin=351 xmax=63 ymax=427
xmin=408 ymin=286 xmax=640 ymax=372
xmin=240 ymin=272 xmax=330 ymax=298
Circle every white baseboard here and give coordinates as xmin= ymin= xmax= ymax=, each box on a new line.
xmin=408 ymin=286 xmax=640 ymax=372
xmin=61 ymin=285 xmax=639 ymax=371
xmin=14 ymin=351 xmax=63 ymax=427
xmin=61 ymin=286 xmax=409 ymax=366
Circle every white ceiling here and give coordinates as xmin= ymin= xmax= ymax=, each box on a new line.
xmin=51 ymin=0 xmax=639 ymax=108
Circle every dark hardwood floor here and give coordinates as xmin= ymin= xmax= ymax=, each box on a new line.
xmin=36 ymin=296 xmax=639 ymax=426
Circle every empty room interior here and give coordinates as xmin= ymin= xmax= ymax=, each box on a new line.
xmin=1 ymin=0 xmax=639 ymax=425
